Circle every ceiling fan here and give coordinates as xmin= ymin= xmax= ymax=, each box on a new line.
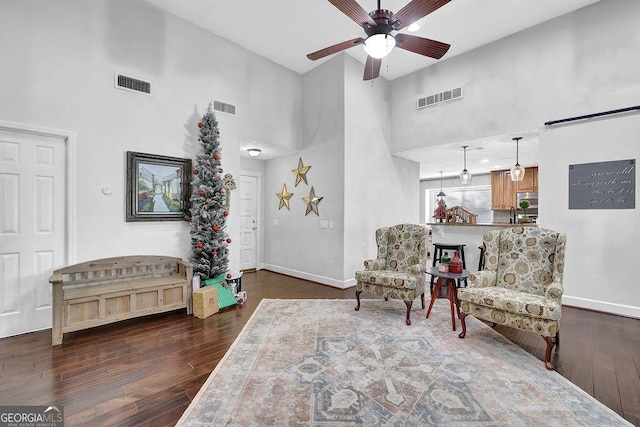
xmin=307 ymin=0 xmax=451 ymax=80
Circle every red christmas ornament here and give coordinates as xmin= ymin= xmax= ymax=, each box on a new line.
xmin=198 ymin=189 xmax=205 ymax=197
xmin=213 ymin=225 xmax=219 ymax=232
xmin=212 ymin=251 xmax=218 ymax=256
xmin=219 ymin=168 xmax=224 ymax=173
xmin=223 ymin=211 xmax=229 ymax=217
xmin=226 ymin=238 xmax=232 ymax=244
xmin=193 ymin=169 xmax=199 ymax=175
xmin=213 ymin=154 xmax=220 ymax=160
xmin=226 ymin=273 xmax=232 ymax=279
xmin=196 ymin=242 xmax=203 ymax=249
xmin=198 ymin=122 xmax=204 ymax=128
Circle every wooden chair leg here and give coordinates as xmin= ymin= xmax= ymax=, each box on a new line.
xmin=355 ymin=290 xmax=361 ymax=311
xmin=420 ymin=293 xmax=425 ymax=309
xmin=543 ymin=335 xmax=556 ymax=370
xmin=404 ymin=300 xmax=413 ymax=325
xmin=458 ymin=312 xmax=467 ymax=338
xmin=556 ymin=330 xmax=560 ymax=346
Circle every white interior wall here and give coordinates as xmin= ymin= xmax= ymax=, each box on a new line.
xmin=343 ymin=55 xmax=419 ymax=284
xmin=391 ymin=0 xmax=640 ymax=316
xmin=390 ymin=0 xmax=640 ymax=152
xmin=262 ymin=56 xmax=346 ymax=285
xmin=0 ymin=0 xmax=301 ymax=272
xmin=540 ymin=116 xmax=639 ymax=317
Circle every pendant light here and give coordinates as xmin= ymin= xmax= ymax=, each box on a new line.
xmin=459 ymin=145 xmax=472 ymax=185
xmin=510 ymin=137 xmax=525 ymax=182
xmin=437 ymin=171 xmax=446 ymax=198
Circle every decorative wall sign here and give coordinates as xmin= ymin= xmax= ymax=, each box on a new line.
xmin=126 ymin=151 xmax=192 ymax=221
xmin=568 ymin=159 xmax=635 ymax=209
xmin=276 ymin=183 xmax=293 ymax=210
xmin=302 ymin=186 xmax=323 ymax=216
xmin=291 ymin=157 xmax=311 ymax=186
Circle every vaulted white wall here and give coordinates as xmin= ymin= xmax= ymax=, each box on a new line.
xmin=262 ymin=55 xmax=420 ymax=287
xmin=0 ymin=0 xmax=301 ymax=272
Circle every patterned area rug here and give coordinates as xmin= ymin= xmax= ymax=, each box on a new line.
xmin=177 ymin=299 xmax=630 ymax=426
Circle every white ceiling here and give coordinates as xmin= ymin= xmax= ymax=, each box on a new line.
xmin=142 ymin=0 xmax=600 ymax=179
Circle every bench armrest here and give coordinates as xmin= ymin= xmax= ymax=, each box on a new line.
xmin=49 ymin=272 xmax=63 ymax=285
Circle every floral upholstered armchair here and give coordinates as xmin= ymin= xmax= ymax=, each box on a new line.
xmin=354 ymin=224 xmax=427 ymax=325
xmin=457 ymin=226 xmax=567 ymax=370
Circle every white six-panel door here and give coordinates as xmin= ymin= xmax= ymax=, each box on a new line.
xmin=0 ymin=127 xmax=67 ymax=338
xmin=239 ymin=173 xmax=259 ymax=271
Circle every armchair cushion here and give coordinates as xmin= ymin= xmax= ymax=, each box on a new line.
xmin=458 ymin=286 xmax=562 ymax=321
xmin=355 ymin=269 xmax=422 ymax=290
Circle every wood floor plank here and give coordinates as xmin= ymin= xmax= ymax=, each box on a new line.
xmin=0 ymin=270 xmax=638 ymax=426
xmin=592 ymin=351 xmax=623 ymax=415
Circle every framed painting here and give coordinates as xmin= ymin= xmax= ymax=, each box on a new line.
xmin=126 ymin=151 xmax=192 ymax=222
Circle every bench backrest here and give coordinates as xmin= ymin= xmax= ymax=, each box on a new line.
xmin=50 ymin=255 xmax=189 ymax=287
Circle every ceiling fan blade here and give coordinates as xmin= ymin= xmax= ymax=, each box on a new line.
xmin=395 ymin=33 xmax=450 ymax=59
xmin=307 ymin=37 xmax=365 ymax=61
xmin=328 ymin=0 xmax=376 ymax=27
xmin=363 ymin=56 xmax=381 ymax=81
xmin=393 ymin=0 xmax=451 ymax=31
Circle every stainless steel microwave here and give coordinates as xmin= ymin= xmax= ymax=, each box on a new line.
xmin=517 ymin=192 xmax=538 ymax=209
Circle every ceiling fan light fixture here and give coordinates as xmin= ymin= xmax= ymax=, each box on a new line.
xmin=407 ymin=23 xmax=420 ymax=32
xmin=363 ymin=33 xmax=396 ymax=59
xmin=510 ymin=137 xmax=525 ymax=182
xmin=247 ymin=148 xmax=262 ymax=157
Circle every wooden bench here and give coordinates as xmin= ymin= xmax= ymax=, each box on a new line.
xmin=49 ymin=255 xmax=193 ymax=345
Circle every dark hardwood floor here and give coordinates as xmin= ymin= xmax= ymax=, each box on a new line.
xmin=1 ymin=270 xmax=638 ymax=426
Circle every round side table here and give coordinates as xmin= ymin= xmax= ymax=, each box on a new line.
xmin=426 ymin=266 xmax=470 ymax=331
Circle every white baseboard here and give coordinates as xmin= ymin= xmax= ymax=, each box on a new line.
xmin=261 ymin=264 xmax=356 ymax=290
xmin=563 ymin=295 xmax=640 ymax=319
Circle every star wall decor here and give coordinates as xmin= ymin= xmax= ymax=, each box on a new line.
xmin=302 ymin=186 xmax=324 ymax=216
xmin=276 ymin=183 xmax=293 ymax=210
xmin=291 ymin=157 xmax=311 ymax=187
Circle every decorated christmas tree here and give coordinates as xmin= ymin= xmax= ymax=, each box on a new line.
xmin=189 ymin=107 xmax=231 ymax=280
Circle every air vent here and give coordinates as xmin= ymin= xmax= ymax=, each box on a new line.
xmin=114 ymin=73 xmax=151 ymax=95
xmin=417 ymin=87 xmax=463 ymax=109
xmin=213 ymin=100 xmax=237 ymax=116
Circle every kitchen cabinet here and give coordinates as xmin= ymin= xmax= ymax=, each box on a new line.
xmin=492 ymin=167 xmax=539 ymax=209
xmin=517 ymin=167 xmax=538 ymax=192
xmin=491 ymin=170 xmax=517 ymax=210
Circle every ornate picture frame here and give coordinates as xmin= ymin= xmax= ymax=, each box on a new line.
xmin=126 ymin=151 xmax=192 ymax=222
